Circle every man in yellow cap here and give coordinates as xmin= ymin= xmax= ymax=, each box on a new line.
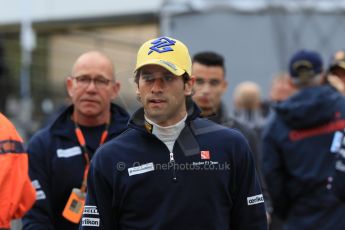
xmin=80 ymin=36 xmax=267 ymax=230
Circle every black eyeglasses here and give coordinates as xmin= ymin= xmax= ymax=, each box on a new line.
xmin=71 ymin=75 xmax=113 ymax=88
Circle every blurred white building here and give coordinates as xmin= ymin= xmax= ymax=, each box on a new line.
xmin=0 ymin=0 xmax=165 ymax=120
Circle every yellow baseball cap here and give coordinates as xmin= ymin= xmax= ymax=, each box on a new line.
xmin=135 ymin=36 xmax=192 ymax=77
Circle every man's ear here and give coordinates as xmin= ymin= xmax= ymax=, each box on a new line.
xmin=185 ymin=77 xmax=195 ymax=96
xmin=111 ymin=82 xmax=120 ymax=100
xmin=66 ymin=77 xmax=74 ymax=97
xmin=136 ymin=88 xmax=141 ymax=102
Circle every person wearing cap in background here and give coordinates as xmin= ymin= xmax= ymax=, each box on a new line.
xmin=0 ymin=113 xmax=36 ymax=230
xmin=261 ymin=49 xmax=345 ymax=230
xmin=22 ymin=51 xmax=129 ymax=230
xmin=80 ymin=37 xmax=267 ymax=229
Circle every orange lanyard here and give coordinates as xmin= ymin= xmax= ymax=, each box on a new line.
xmin=74 ymin=123 xmax=109 ymax=192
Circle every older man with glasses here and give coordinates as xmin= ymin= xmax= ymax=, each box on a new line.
xmin=22 ymin=51 xmax=129 ymax=230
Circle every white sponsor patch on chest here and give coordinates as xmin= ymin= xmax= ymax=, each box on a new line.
xmin=128 ymin=163 xmax=155 ymax=176
xmin=57 ymin=146 xmax=82 ymax=158
xmin=81 ymin=217 xmax=100 ymax=227
xmin=83 ymin=206 xmax=99 ymax=215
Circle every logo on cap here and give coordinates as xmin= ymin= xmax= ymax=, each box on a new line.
xmin=289 ymin=50 xmax=322 ymax=79
xmin=148 ymin=37 xmax=176 ymax=55
xmin=158 ymin=60 xmax=177 ymax=71
xmin=292 ymin=60 xmax=315 ymax=79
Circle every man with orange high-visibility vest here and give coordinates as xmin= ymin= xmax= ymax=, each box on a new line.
xmin=0 ymin=113 xmax=36 ymax=230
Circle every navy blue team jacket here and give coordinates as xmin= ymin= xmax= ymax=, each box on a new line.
xmin=80 ymin=102 xmax=267 ymax=230
xmin=22 ymin=104 xmax=129 ymax=230
xmin=262 ymin=85 xmax=345 ymax=230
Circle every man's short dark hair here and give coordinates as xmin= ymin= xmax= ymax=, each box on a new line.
xmin=192 ymin=51 xmax=226 ymax=73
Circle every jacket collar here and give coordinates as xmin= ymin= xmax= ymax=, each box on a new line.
xmin=49 ymin=103 xmax=129 ymax=139
xmin=128 ymin=97 xmax=201 ymax=133
xmin=129 ymin=97 xmax=201 ymax=157
xmin=201 ymin=103 xmax=226 ymax=123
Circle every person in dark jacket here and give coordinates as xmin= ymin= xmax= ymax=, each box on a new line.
xmin=262 ymin=49 xmax=345 ymax=230
xmin=80 ymin=36 xmax=267 ymax=229
xmin=22 ymin=51 xmax=130 ymax=230
xmin=191 ymin=51 xmax=271 ymax=217
xmin=191 ymin=51 xmax=260 ymax=162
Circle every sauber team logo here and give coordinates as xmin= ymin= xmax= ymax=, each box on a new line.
xmin=200 ymin=150 xmax=210 ymax=160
